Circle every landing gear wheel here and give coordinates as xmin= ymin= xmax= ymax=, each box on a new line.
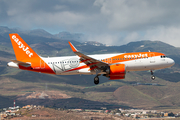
xmin=94 ymin=76 xmax=99 ymax=85
xmin=150 ymin=70 xmax=155 ymax=80
xmin=151 ymin=75 xmax=155 ymax=80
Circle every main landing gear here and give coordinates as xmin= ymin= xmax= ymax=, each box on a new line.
xmin=94 ymin=75 xmax=99 ymax=85
xmin=151 ymin=70 xmax=155 ymax=80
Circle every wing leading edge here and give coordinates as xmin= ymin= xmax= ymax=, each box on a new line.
xmin=68 ymin=42 xmax=109 ymax=73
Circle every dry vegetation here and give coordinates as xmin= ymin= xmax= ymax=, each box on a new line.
xmin=10 ymin=107 xmax=135 ymax=120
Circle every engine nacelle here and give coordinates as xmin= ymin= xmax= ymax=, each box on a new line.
xmin=107 ymin=64 xmax=126 ymax=80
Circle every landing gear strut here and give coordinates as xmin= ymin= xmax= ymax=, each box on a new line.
xmin=151 ymin=70 xmax=155 ymax=80
xmin=94 ymin=75 xmax=99 ymax=85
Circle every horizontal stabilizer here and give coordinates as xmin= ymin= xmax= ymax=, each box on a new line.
xmin=11 ymin=60 xmax=31 ymax=67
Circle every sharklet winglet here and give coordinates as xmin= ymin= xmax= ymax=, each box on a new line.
xmin=68 ymin=41 xmax=78 ymax=52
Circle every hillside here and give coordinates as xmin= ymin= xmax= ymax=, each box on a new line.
xmin=9 ymin=107 xmax=135 ymax=120
xmin=0 ymin=26 xmax=180 ymax=110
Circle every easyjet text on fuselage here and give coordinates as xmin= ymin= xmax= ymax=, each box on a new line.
xmin=124 ymin=53 xmax=148 ymax=58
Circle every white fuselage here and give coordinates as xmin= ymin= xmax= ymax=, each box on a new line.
xmin=41 ymin=53 xmax=174 ymax=75
xmin=7 ymin=33 xmax=176 ymax=84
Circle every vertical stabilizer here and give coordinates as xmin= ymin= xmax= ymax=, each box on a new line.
xmin=9 ymin=33 xmax=55 ymax=74
xmin=9 ymin=33 xmax=39 ymax=61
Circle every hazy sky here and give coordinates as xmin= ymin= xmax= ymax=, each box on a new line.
xmin=1 ymin=0 xmax=180 ymax=46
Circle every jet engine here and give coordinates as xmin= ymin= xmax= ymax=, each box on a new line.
xmin=106 ymin=64 xmax=126 ymax=80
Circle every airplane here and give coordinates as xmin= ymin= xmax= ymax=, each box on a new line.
xmin=7 ymin=33 xmax=175 ymax=84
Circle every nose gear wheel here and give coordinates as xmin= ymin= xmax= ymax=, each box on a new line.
xmin=151 ymin=70 xmax=155 ymax=80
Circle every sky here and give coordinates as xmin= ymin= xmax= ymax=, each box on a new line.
xmin=1 ymin=0 xmax=180 ymax=47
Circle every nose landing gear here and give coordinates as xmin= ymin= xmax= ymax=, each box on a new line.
xmin=151 ymin=70 xmax=155 ymax=80
xmin=151 ymin=75 xmax=155 ymax=80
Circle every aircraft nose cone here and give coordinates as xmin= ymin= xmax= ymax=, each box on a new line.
xmin=168 ymin=58 xmax=175 ymax=66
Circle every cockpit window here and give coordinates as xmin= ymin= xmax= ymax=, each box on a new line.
xmin=160 ymin=55 xmax=167 ymax=58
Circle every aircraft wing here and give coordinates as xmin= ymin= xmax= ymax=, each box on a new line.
xmin=11 ymin=60 xmax=31 ymax=67
xmin=68 ymin=42 xmax=109 ymax=73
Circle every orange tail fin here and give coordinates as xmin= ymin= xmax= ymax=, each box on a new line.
xmin=9 ymin=33 xmax=39 ymax=61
